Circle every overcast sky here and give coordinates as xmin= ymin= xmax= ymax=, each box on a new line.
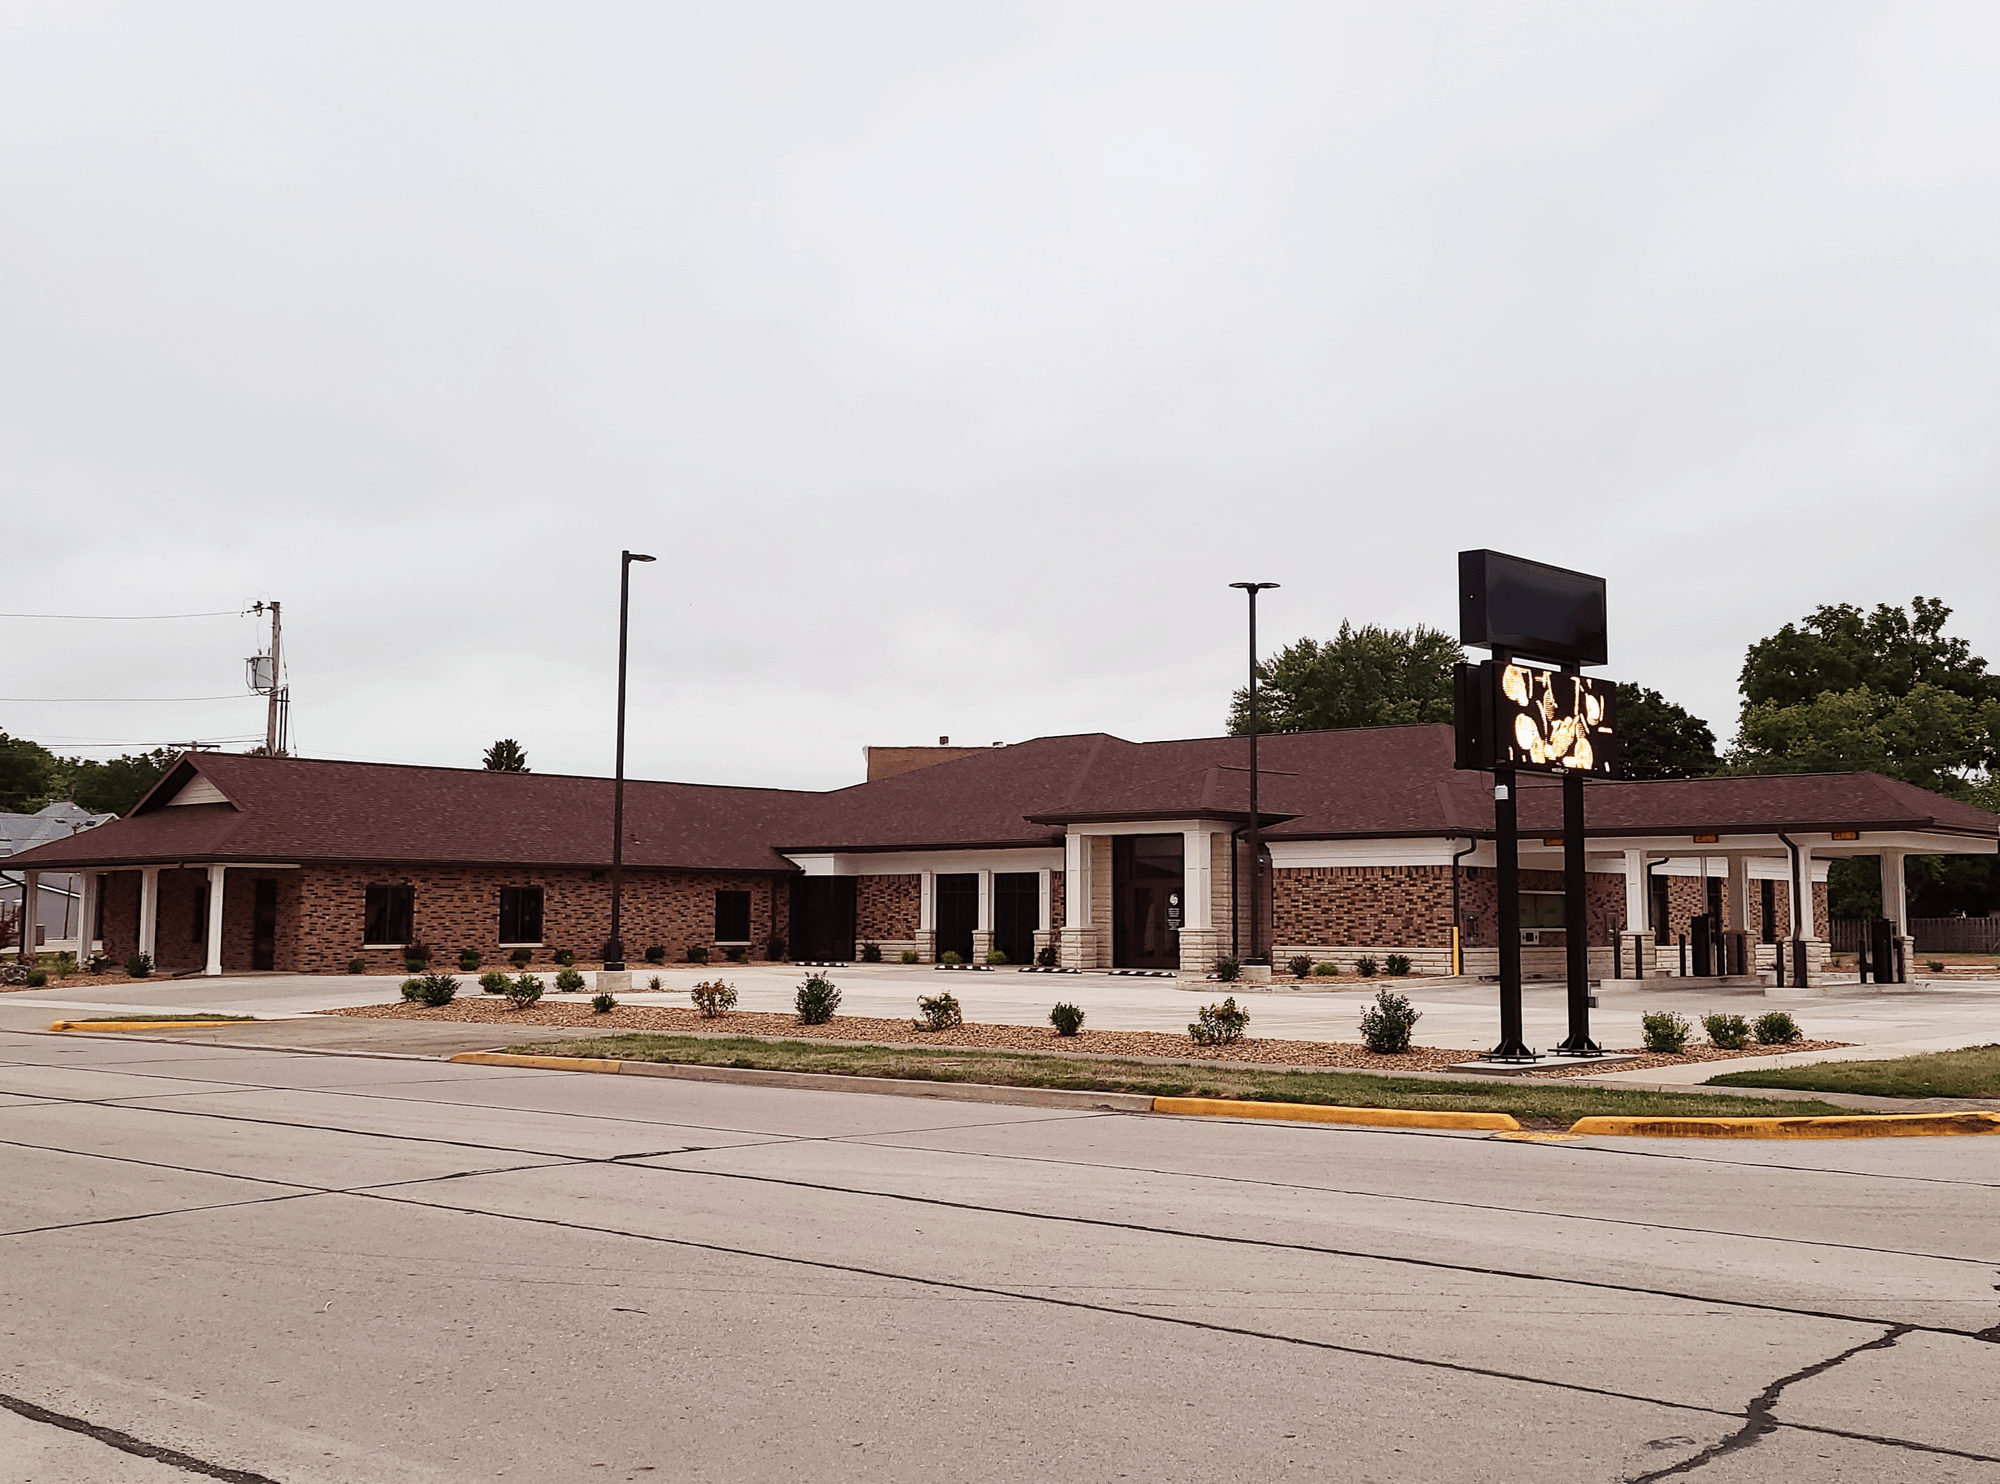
xmin=4 ymin=1 xmax=1996 ymax=792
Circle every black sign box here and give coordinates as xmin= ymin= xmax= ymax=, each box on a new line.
xmin=1459 ymin=549 xmax=1608 ymax=668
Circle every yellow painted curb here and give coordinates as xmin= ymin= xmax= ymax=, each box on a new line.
xmin=49 ymin=1019 xmax=253 ymax=1032
xmin=449 ymin=1051 xmax=626 ymax=1074
xmin=1568 ymin=1112 xmax=2000 ymax=1140
xmin=1151 ymin=1096 xmax=1520 ymax=1131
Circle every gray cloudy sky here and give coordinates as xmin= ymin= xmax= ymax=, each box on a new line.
xmin=4 ymin=1 xmax=1997 ymax=791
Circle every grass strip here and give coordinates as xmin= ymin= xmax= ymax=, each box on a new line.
xmin=513 ymin=1033 xmax=1869 ymax=1128
xmin=1706 ymin=1045 xmax=2000 ymax=1100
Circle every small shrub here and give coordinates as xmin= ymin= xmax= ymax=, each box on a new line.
xmin=509 ymin=947 xmax=533 ymax=968
xmin=1213 ymin=956 xmax=1240 ymax=982
xmin=1049 ymin=1001 xmax=1085 ymax=1036
xmin=724 ymin=944 xmax=747 ymax=963
xmin=458 ymin=948 xmax=481 ymax=971
xmin=506 ymin=973 xmax=544 ymax=1010
xmin=400 ymin=977 xmax=424 ymax=1002
xmin=1357 ymin=988 xmax=1421 ymax=1053
xmin=860 ymin=941 xmax=883 ymax=963
xmin=87 ymin=951 xmax=115 ymax=973
xmin=917 ymin=990 xmax=963 ymax=1030
xmin=795 ymin=973 xmax=841 ymax=1024
xmin=1702 ymin=1013 xmax=1751 ymax=1050
xmin=24 ymin=970 xmax=47 ymax=987
xmin=1926 ymin=959 xmax=1944 ymax=973
xmin=591 ymin=993 xmax=617 ymax=1014
xmin=690 ymin=979 xmax=739 ymax=1017
xmin=1035 ymin=945 xmax=1058 ymax=967
xmin=1641 ymin=1010 xmax=1692 ymax=1054
xmin=404 ymin=957 xmax=427 ymax=974
xmin=1385 ymin=954 xmax=1412 ymax=977
xmin=346 ymin=957 xmax=366 ymax=974
xmin=404 ymin=942 xmax=432 ymax=969
xmin=1190 ymin=997 xmax=1250 ymax=1045
xmin=940 ymin=950 xmax=963 ymax=966
xmin=686 ymin=945 xmax=710 ymax=964
xmin=554 ymin=948 xmax=576 ymax=968
xmin=1288 ymin=956 xmax=1313 ymax=978
xmin=413 ymin=972 xmax=458 ymax=1007
xmin=479 ymin=970 xmax=510 ymax=995
xmin=765 ymin=934 xmax=786 ymax=961
xmin=126 ymin=953 xmax=153 ymax=978
xmin=1354 ymin=955 xmax=1379 ymax=977
xmin=50 ymin=951 xmax=76 ymax=977
xmin=644 ymin=944 xmax=666 ymax=964
xmin=647 ymin=975 xmax=662 ymax=991
xmin=900 ymin=949 xmax=919 ymax=964
xmin=555 ymin=967 xmax=586 ymax=992
xmin=1753 ymin=1011 xmax=1802 ymax=1045
xmin=984 ymin=949 xmax=1008 ymax=966
xmin=1313 ymin=961 xmax=1340 ymax=976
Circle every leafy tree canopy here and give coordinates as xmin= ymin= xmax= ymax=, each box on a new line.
xmin=1228 ymin=623 xmax=1460 ymax=734
xmin=1612 ymin=685 xmax=1719 ymax=780
xmin=1728 ymin=682 xmax=2000 ymax=795
xmin=0 ymin=733 xmax=62 ymax=813
xmin=1738 ymin=596 xmax=1999 ymax=711
xmin=482 ymin=738 xmax=530 ymax=772
xmin=65 ymin=749 xmax=178 ymax=815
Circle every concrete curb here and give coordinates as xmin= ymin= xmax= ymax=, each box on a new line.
xmin=1152 ymin=1096 xmax=1520 ymax=1131
xmin=1568 ymin=1111 xmax=2000 ymax=1140
xmin=48 ymin=1019 xmax=253 ymax=1032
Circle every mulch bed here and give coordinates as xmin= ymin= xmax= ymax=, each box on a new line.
xmin=323 ymin=1000 xmax=1851 ymax=1078
xmin=2 ymin=972 xmax=156 ymax=993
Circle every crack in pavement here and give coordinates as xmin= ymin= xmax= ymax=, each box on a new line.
xmin=0 ymin=1390 xmax=283 ymax=1482
xmin=1626 ymin=1325 xmax=1916 ymax=1481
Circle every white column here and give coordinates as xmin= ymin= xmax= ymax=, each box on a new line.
xmin=1790 ymin=840 xmax=1815 ymax=939
xmin=975 ymin=869 xmax=993 ymax=932
xmin=19 ymin=871 xmax=39 ymax=956
xmin=1182 ymin=828 xmax=1213 ymax=931
xmin=917 ymin=871 xmax=935 ymax=932
xmin=1879 ymin=851 xmax=1908 ymax=928
xmin=1065 ymin=832 xmax=1090 ymax=928
xmin=76 ymin=871 xmax=98 ymax=957
xmin=1726 ymin=854 xmax=1751 ymax=934
xmin=138 ymin=867 xmax=160 ymax=961
xmin=204 ymin=864 xmax=227 ymax=976
xmin=1622 ymin=850 xmax=1648 ymax=933
xmin=1037 ymin=868 xmax=1052 ymax=931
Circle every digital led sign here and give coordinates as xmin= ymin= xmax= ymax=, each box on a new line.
xmin=1455 ymin=660 xmax=1620 ymax=776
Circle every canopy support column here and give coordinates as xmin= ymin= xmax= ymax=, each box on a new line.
xmin=203 ymin=864 xmax=227 ymax=976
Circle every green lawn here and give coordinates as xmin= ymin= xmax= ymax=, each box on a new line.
xmin=1707 ymin=1045 xmax=2000 ymax=1100
xmin=515 ymin=1033 xmax=1868 ymax=1128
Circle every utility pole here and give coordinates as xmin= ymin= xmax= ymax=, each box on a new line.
xmin=1229 ymin=582 xmax=1279 ymax=965
xmin=248 ymin=601 xmax=289 ymax=756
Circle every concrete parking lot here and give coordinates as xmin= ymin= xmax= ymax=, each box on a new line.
xmin=3 ymin=1024 xmax=1997 ymax=1483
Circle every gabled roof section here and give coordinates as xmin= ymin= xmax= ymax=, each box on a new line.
xmin=133 ymin=755 xmax=239 ymax=813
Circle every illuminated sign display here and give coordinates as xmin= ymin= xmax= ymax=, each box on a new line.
xmin=1496 ymin=663 xmax=1617 ymax=774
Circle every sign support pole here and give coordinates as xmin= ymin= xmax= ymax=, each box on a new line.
xmin=1487 ymin=649 xmax=1533 ymax=1061
xmin=1554 ymin=764 xmax=1601 ymax=1054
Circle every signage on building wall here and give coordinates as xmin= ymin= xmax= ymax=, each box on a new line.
xmin=1166 ymin=892 xmax=1182 ymax=931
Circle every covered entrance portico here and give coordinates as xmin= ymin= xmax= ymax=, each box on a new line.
xmin=95 ymin=861 xmax=300 ymax=976
xmin=1058 ymin=819 xmax=1244 ymax=976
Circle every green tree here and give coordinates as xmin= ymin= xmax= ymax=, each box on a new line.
xmin=482 ymin=738 xmax=530 ymax=772
xmin=1612 ymin=685 xmax=1719 ymax=780
xmin=0 ymin=733 xmax=62 ymax=812
xmin=1738 ymin=596 xmax=2000 ymax=710
xmin=1729 ymin=683 xmax=2000 ymax=794
xmin=1228 ymin=623 xmax=1462 ymax=734
xmin=63 ymin=749 xmax=178 ymax=815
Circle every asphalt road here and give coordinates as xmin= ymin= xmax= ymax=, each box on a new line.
xmin=3 ymin=1029 xmax=1997 ymax=1484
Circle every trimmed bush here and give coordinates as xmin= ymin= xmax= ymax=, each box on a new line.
xmin=724 ymin=944 xmax=747 ymax=963
xmin=1385 ymin=954 xmax=1412 ymax=977
xmin=125 ymin=952 xmax=154 ymax=978
xmin=860 ymin=941 xmax=883 ymax=963
xmin=1035 ymin=945 xmax=1058 ymax=967
xmin=1288 ymin=956 xmax=1313 ymax=979
xmin=401 ymin=977 xmax=424 ymax=1002
xmin=555 ymin=967 xmax=586 ymax=992
xmin=1703 ymin=1013 xmax=1751 ymax=1050
xmin=647 ymin=975 xmax=662 ymax=991
xmin=940 ymin=950 xmax=963 ymax=966
xmin=1190 ymin=997 xmax=1250 ymax=1045
xmin=346 ymin=957 xmax=366 ymax=975
xmin=591 ymin=993 xmax=617 ymax=1014
xmin=506 ymin=973 xmax=544 ymax=1010
xmin=458 ymin=949 xmax=481 ymax=971
xmin=687 ymin=945 xmax=710 ymax=964
xmin=1312 ymin=961 xmax=1340 ymax=976
xmin=900 ymin=949 xmax=919 ymax=964
xmin=690 ymin=979 xmax=739 ymax=1018
xmin=1641 ymin=1011 xmax=1692 ymax=1054
xmin=1213 ymin=956 xmax=1241 ymax=983
xmin=765 ymin=934 xmax=786 ymax=961
xmin=917 ymin=991 xmax=963 ymax=1030
xmin=554 ymin=948 xmax=576 ymax=968
xmin=1354 ymin=956 xmax=1379 ymax=977
xmin=645 ymin=944 xmax=666 ymax=964
xmin=1049 ymin=1002 xmax=1084 ymax=1036
xmin=24 ymin=970 xmax=47 ymax=987
xmin=984 ymin=949 xmax=1008 ymax=966
xmin=509 ymin=947 xmax=533 ymax=968
xmin=412 ymin=972 xmax=458 ymax=1007
xmin=479 ymin=970 xmax=510 ymax=995
xmin=404 ymin=957 xmax=427 ymax=974
xmin=795 ymin=973 xmax=841 ymax=1024
xmin=1358 ymin=989 xmax=1420 ymax=1053
xmin=404 ymin=940 xmax=433 ymax=963
xmin=1753 ymin=1011 xmax=1802 ymax=1046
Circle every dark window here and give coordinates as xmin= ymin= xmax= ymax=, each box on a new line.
xmin=934 ymin=873 xmax=979 ymax=963
xmin=993 ymin=872 xmax=1040 ymax=966
xmin=715 ymin=889 xmax=751 ymax=943
xmin=1519 ymin=892 xmax=1565 ymax=928
xmin=498 ymin=886 xmax=544 ymax=944
xmin=364 ymin=884 xmax=414 ymax=945
xmin=1651 ymin=873 xmax=1671 ymax=945
xmin=193 ymin=882 xmax=210 ymax=943
xmin=1761 ymin=879 xmax=1777 ymax=943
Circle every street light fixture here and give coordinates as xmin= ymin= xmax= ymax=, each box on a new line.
xmin=605 ymin=550 xmax=655 ymax=972
xmin=1230 ymin=581 xmax=1279 ymax=966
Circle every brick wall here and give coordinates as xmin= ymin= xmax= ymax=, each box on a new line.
xmin=857 ymin=874 xmax=919 ymax=941
xmin=1049 ymin=870 xmax=1065 ymax=931
xmin=1275 ymin=864 xmax=1624 ymax=951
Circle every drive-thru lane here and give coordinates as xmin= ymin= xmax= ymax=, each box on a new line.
xmin=3 ymin=1029 xmax=1996 ymax=1483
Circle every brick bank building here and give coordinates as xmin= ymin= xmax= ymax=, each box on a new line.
xmin=10 ymin=728 xmax=1995 ymax=979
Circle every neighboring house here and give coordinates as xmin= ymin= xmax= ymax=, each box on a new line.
xmin=1 ymin=801 xmax=115 ymax=954
xmin=5 ymin=731 xmax=1995 ymax=978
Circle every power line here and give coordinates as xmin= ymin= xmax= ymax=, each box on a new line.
xmin=0 ymin=695 xmax=251 ymax=703
xmin=0 ymin=609 xmax=244 ymax=620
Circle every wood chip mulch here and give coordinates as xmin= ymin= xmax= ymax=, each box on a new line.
xmin=323 ymin=1000 xmax=1850 ymax=1077
xmin=1523 ymin=1041 xmax=1854 ymax=1079
xmin=2 ymin=972 xmax=153 ymax=993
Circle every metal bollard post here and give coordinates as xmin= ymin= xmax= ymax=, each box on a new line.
xmin=1679 ymin=934 xmax=1688 ymax=977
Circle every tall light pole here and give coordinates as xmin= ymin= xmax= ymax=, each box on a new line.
xmin=1230 ymin=581 xmax=1279 ymax=965
xmin=604 ymin=550 xmax=655 ymax=971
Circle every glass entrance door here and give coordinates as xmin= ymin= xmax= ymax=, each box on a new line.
xmin=1112 ymin=834 xmax=1183 ymax=969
